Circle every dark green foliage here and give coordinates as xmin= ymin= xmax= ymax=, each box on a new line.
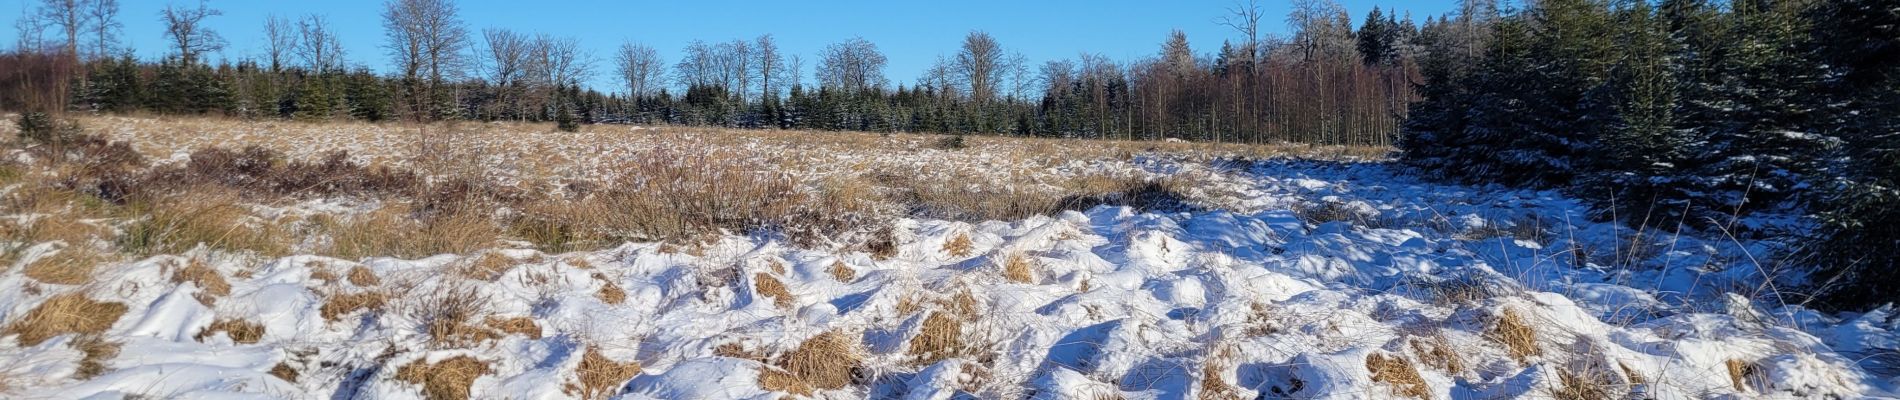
xmin=15 ymin=112 xmax=81 ymax=145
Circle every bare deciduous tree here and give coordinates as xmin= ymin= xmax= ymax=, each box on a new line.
xmin=83 ymin=0 xmax=119 ymax=59
xmin=817 ymin=37 xmax=887 ymax=93
xmin=382 ymin=0 xmax=469 ymax=85
xmin=1216 ymin=0 xmax=1264 ymax=65
xmin=614 ymin=41 xmax=664 ymax=98
xmin=754 ymin=34 xmax=783 ymax=100
xmin=526 ymin=34 xmax=590 ymax=89
xmin=953 ymin=31 xmax=1006 ymax=104
xmin=296 ymin=15 xmax=345 ymax=74
xmin=722 ymin=39 xmax=754 ymax=102
xmin=674 ymin=40 xmax=715 ymax=88
xmin=263 ymin=15 xmax=294 ymax=71
xmin=160 ymin=0 xmax=223 ymax=64
xmin=37 ymin=0 xmax=84 ymax=59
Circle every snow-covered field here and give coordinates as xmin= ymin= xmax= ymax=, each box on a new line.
xmin=0 ymin=120 xmax=1895 ymax=399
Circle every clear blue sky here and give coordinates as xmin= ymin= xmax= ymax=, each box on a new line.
xmin=4 ymin=0 xmax=1454 ymax=94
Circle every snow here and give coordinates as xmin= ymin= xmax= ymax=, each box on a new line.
xmin=1 ymin=159 xmax=1894 ymax=399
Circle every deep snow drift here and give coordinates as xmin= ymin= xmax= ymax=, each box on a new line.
xmin=2 ymin=159 xmax=1894 ymax=399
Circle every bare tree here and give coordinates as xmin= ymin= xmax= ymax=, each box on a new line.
xmin=613 ymin=41 xmax=664 ymax=98
xmin=1216 ymin=0 xmax=1264 ymax=65
xmin=527 ymin=34 xmax=590 ymax=88
xmin=382 ymin=0 xmax=469 ymax=86
xmin=817 ymin=37 xmax=887 ymax=93
xmin=83 ymin=0 xmax=119 ymax=59
xmin=14 ymin=4 xmax=50 ymax=52
xmin=296 ymin=15 xmax=345 ymax=74
xmin=953 ymin=30 xmax=1007 ymax=104
xmin=722 ymin=39 xmax=754 ymax=102
xmin=477 ymin=28 xmax=529 ymax=87
xmin=159 ymin=0 xmax=223 ymax=64
xmin=786 ymin=54 xmax=804 ymax=89
xmin=263 ymin=15 xmax=293 ymax=71
xmin=674 ymin=40 xmax=716 ymax=88
xmin=37 ymin=0 xmax=84 ymax=59
xmin=754 ymin=34 xmax=783 ymax=100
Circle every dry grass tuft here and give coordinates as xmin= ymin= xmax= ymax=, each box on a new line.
xmin=171 ymin=259 xmax=230 ymax=305
xmin=1554 ymin=368 xmax=1616 ymax=400
xmin=2 ymin=293 xmax=127 ymax=346
xmin=417 ymin=286 xmax=497 ymax=348
xmin=22 ymin=244 xmax=104 ymax=285
xmin=1198 ymin=348 xmax=1245 ymax=400
xmin=942 ymin=233 xmax=973 ymax=257
xmin=119 ymin=192 xmax=288 ymax=257
xmin=320 ymin=206 xmax=500 ymax=261
xmin=195 ymin=318 xmax=265 ymax=344
xmin=318 ymin=291 xmax=387 ymax=321
xmin=270 ymin=361 xmax=300 ymax=383
xmin=1489 ymin=308 xmax=1541 ymax=361
xmin=1408 ymin=335 xmax=1465 ymax=376
xmin=1726 ymin=358 xmax=1761 ymax=393
xmin=763 ymin=331 xmax=861 ymax=392
xmin=828 ymin=261 xmax=856 ymax=282
xmin=594 ymin=274 xmax=625 ymax=304
xmin=1365 ymin=353 xmax=1429 ymax=399
xmin=1001 ymin=252 xmax=1035 ymax=284
xmin=396 ymin=355 xmax=491 ymax=400
xmin=757 ymin=367 xmax=813 ymax=395
xmin=347 ymin=265 xmax=381 ymax=286
xmin=484 ymin=316 xmax=541 ymax=339
xmin=753 ymin=273 xmax=794 ymax=309
xmin=567 ymin=347 xmax=641 ymax=400
xmin=72 ymin=335 xmax=119 ymax=379
xmin=907 ymin=312 xmax=965 ymax=365
xmin=456 ymin=252 xmax=515 ymax=281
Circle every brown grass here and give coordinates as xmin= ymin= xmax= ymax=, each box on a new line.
xmin=754 ymin=273 xmax=794 ymax=309
xmin=2 ymin=293 xmax=128 ymax=346
xmin=1409 ymin=335 xmax=1465 ymax=376
xmin=1489 ymin=308 xmax=1541 ymax=361
xmin=318 ymin=291 xmax=387 ymax=321
xmin=417 ymin=286 xmax=497 ymax=348
xmin=118 ymin=191 xmax=288 ymax=257
xmin=594 ymin=274 xmax=625 ymax=305
xmin=319 ymin=206 xmax=500 ymax=261
xmin=762 ymin=331 xmax=861 ymax=392
xmin=455 ymin=252 xmax=515 ymax=281
xmin=347 ymin=265 xmax=381 ymax=286
xmin=942 ymin=233 xmax=973 ymax=257
xmin=195 ymin=318 xmax=265 ymax=344
xmin=484 ymin=316 xmax=541 ymax=339
xmin=568 ymin=347 xmax=641 ymax=400
xmin=1726 ymin=358 xmax=1760 ymax=393
xmin=1554 ymin=368 xmax=1615 ymax=400
xmin=1365 ymin=353 xmax=1429 ymax=399
xmin=396 ymin=355 xmax=491 ymax=400
xmin=72 ymin=335 xmax=120 ymax=379
xmin=907 ymin=312 xmax=965 ymax=365
xmin=1001 ymin=252 xmax=1035 ymax=284
xmin=270 ymin=362 xmax=300 ymax=383
xmin=171 ymin=259 xmax=230 ymax=305
xmin=21 ymin=244 xmax=104 ymax=285
xmin=828 ymin=261 xmax=856 ymax=282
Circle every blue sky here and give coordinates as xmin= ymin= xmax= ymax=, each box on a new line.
xmin=4 ymin=0 xmax=1454 ymax=94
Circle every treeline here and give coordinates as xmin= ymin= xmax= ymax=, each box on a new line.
xmin=10 ymin=0 xmax=1421 ymax=146
xmin=1401 ymin=0 xmax=1898 ymax=309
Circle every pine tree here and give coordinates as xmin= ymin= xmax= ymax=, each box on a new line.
xmin=1583 ymin=0 xmax=1693 ymax=222
xmin=1805 ymin=0 xmax=1900 ymax=308
xmin=1681 ymin=0 xmax=1826 ymax=220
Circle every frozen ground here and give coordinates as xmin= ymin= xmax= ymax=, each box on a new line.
xmin=1 ymin=156 xmax=1895 ymax=399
